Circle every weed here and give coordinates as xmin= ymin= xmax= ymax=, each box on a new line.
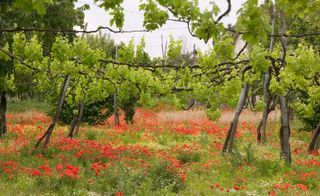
xmin=148 ymin=161 xmax=185 ymax=193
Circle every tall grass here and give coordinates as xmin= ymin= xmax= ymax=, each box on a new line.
xmin=7 ymin=98 xmax=49 ymax=113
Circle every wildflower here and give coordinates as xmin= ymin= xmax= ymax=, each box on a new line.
xmin=30 ymin=168 xmax=41 ymax=176
xmin=38 ymin=165 xmax=52 ymax=176
xmin=56 ymin=164 xmax=63 ymax=171
xmin=268 ymin=191 xmax=276 ymax=196
xmin=64 ymin=169 xmax=75 ymax=177
xmin=295 ymin=184 xmax=307 ymax=192
xmin=115 ymin=192 xmax=123 ymax=196
xmin=62 ymin=164 xmax=80 ymax=179
xmin=234 ymin=185 xmax=240 ymax=191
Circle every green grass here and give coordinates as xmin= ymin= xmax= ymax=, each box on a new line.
xmin=7 ymin=98 xmax=49 ymax=113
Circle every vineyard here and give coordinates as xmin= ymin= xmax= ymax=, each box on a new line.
xmin=0 ymin=0 xmax=320 ymax=195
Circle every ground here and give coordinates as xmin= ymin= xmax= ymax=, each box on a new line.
xmin=0 ymin=106 xmax=319 ymax=195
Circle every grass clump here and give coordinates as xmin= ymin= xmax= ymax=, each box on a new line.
xmin=148 ymin=161 xmax=185 ymax=193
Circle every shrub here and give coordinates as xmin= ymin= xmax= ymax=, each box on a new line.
xmin=295 ymin=90 xmax=320 ymax=130
xmin=58 ymin=97 xmax=114 ymax=125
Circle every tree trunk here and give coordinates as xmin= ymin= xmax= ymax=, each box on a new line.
xmin=68 ymin=102 xmax=84 ymax=138
xmin=259 ymin=68 xmax=272 ymax=144
xmin=0 ymin=91 xmax=7 ymax=137
xmin=68 ymin=115 xmax=77 ymax=138
xmin=278 ymin=10 xmax=291 ymax=164
xmin=251 ymin=95 xmax=256 ymax=108
xmin=279 ymin=96 xmax=291 ymax=163
xmin=257 ymin=95 xmax=277 ymax=142
xmin=256 ymin=120 xmax=263 ymax=142
xmin=316 ymin=137 xmax=320 ymax=150
xmin=257 ymin=4 xmax=275 ymax=144
xmin=308 ymin=122 xmax=320 ymax=152
xmin=35 ymin=75 xmax=71 ymax=149
xmin=114 ymin=91 xmax=119 ymax=126
xmin=222 ymin=83 xmax=249 ymax=153
xmin=73 ymin=102 xmax=84 ymax=136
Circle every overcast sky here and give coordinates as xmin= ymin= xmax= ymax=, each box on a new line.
xmin=76 ymin=0 xmax=251 ymax=57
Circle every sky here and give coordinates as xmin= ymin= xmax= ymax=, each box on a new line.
xmin=75 ymin=0 xmax=249 ymax=57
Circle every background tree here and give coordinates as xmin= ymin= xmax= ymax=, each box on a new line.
xmin=0 ymin=0 xmax=86 ymax=137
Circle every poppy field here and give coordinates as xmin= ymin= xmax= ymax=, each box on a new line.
xmin=0 ymin=107 xmax=319 ymax=196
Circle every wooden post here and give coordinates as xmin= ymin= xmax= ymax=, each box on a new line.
xmin=68 ymin=102 xmax=85 ymax=137
xmin=257 ymin=4 xmax=276 ymax=144
xmin=308 ymin=122 xmax=320 ymax=151
xmin=222 ymin=83 xmax=249 ymax=153
xmin=0 ymin=91 xmax=7 ymax=137
xmin=278 ymin=10 xmax=291 ymax=164
xmin=279 ymin=96 xmax=291 ymax=163
xmin=113 ymin=45 xmax=120 ymax=126
xmin=35 ymin=75 xmax=71 ymax=149
xmin=73 ymin=102 xmax=84 ymax=136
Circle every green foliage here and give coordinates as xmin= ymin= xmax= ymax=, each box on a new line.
xmin=58 ymin=97 xmax=114 ymax=125
xmin=213 ymin=36 xmax=235 ymax=61
xmin=250 ymin=45 xmax=270 ymax=73
xmin=268 ymin=43 xmax=320 ymax=130
xmin=192 ymin=10 xmax=224 ymax=42
xmin=176 ymin=152 xmax=201 ymax=165
xmin=94 ymin=0 xmax=124 ymax=28
xmin=167 ymin=35 xmax=183 ymax=61
xmin=295 ymin=91 xmax=320 ymax=130
xmin=236 ymin=0 xmax=270 ymax=44
xmin=1 ymin=0 xmax=86 ymax=101
xmin=206 ymin=108 xmax=221 ymax=121
xmin=140 ymin=1 xmax=169 ymax=30
xmin=0 ymin=46 xmax=15 ymax=93
xmin=13 ymin=0 xmax=53 ymax=15
xmin=252 ymin=100 xmax=265 ymax=112
xmin=86 ymin=33 xmax=116 ymax=58
xmin=156 ymin=0 xmax=200 ymax=21
xmin=109 ymin=6 xmax=125 ymax=28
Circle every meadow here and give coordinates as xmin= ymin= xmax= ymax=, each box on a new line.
xmin=0 ymin=102 xmax=318 ymax=196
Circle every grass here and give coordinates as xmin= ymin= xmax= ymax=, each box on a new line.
xmin=0 ymin=100 xmax=319 ymax=195
xmin=7 ymin=98 xmax=49 ymax=113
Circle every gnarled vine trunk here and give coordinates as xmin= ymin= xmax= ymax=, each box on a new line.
xmin=278 ymin=10 xmax=291 ymax=164
xmin=257 ymin=4 xmax=276 ymax=144
xmin=35 ymin=75 xmax=71 ymax=149
xmin=279 ymin=96 xmax=291 ymax=163
xmin=68 ymin=102 xmax=84 ymax=138
xmin=114 ymin=91 xmax=120 ymax=126
xmin=0 ymin=91 xmax=7 ymax=137
xmin=308 ymin=121 xmax=320 ymax=152
xmin=257 ymin=68 xmax=273 ymax=144
xmin=222 ymin=83 xmax=249 ymax=153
